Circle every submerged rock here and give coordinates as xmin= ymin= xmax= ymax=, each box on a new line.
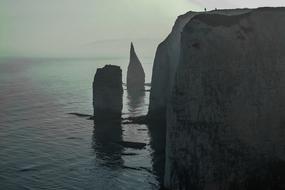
xmin=121 ymin=115 xmax=148 ymax=125
xmin=93 ymin=65 xmax=123 ymax=120
xmin=127 ymin=43 xmax=145 ymax=91
xmin=117 ymin=141 xmax=147 ymax=149
xmin=165 ymin=7 xmax=285 ymax=190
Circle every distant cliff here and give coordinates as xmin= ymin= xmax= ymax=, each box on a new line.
xmin=165 ymin=7 xmax=285 ymax=189
xmin=127 ymin=43 xmax=145 ymax=91
xmin=148 ymin=9 xmax=250 ymax=120
xmin=93 ymin=65 xmax=123 ymax=120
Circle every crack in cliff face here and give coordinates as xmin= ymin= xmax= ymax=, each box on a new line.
xmin=163 ymin=7 xmax=285 ymax=190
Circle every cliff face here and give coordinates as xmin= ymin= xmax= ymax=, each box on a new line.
xmin=93 ymin=65 xmax=123 ymax=120
xmin=127 ymin=43 xmax=145 ymax=91
xmin=148 ymin=12 xmax=194 ymax=120
xmin=148 ymin=9 xmax=250 ymax=120
xmin=165 ymin=8 xmax=285 ymax=190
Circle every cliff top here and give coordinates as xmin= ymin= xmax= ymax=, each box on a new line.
xmin=96 ymin=65 xmax=121 ymax=72
xmin=189 ymin=7 xmax=285 ymax=28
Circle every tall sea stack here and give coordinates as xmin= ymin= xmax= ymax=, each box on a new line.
xmin=127 ymin=43 xmax=145 ymax=92
xmin=93 ymin=65 xmax=123 ymax=120
xmin=165 ymin=8 xmax=285 ymax=190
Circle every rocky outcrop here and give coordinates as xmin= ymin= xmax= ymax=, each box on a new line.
xmin=165 ymin=7 xmax=285 ymax=190
xmin=93 ymin=65 xmax=123 ymax=120
xmin=127 ymin=43 xmax=145 ymax=91
xmin=148 ymin=9 xmax=251 ymax=120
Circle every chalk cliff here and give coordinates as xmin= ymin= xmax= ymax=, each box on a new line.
xmin=148 ymin=12 xmax=193 ymax=120
xmin=127 ymin=43 xmax=145 ymax=91
xmin=165 ymin=7 xmax=285 ymax=189
xmin=93 ymin=65 xmax=123 ymax=120
xmin=148 ymin=9 xmax=251 ymax=120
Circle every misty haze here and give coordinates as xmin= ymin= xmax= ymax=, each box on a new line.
xmin=1 ymin=1 xmax=285 ymax=190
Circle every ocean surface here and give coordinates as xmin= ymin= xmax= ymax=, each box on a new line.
xmin=0 ymin=57 xmax=164 ymax=190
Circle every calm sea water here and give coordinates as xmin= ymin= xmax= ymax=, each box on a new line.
xmin=0 ymin=57 xmax=163 ymax=190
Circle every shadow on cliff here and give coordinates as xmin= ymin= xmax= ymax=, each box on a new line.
xmin=148 ymin=119 xmax=166 ymax=187
xmin=241 ymin=160 xmax=285 ymax=190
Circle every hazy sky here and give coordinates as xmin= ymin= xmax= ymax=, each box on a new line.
xmin=0 ymin=0 xmax=284 ymax=58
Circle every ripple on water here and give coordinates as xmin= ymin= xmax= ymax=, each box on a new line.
xmin=0 ymin=58 xmax=161 ymax=190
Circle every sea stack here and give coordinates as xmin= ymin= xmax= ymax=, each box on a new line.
xmin=93 ymin=65 xmax=123 ymax=120
xmin=165 ymin=8 xmax=285 ymax=189
xmin=127 ymin=43 xmax=145 ymax=92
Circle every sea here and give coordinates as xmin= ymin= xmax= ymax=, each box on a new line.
xmin=0 ymin=57 xmax=165 ymax=190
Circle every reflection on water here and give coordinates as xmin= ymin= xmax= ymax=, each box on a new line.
xmin=127 ymin=88 xmax=166 ymax=185
xmin=92 ymin=120 xmax=123 ymax=168
xmin=93 ymin=86 xmax=166 ymax=188
xmin=0 ymin=58 xmax=163 ymax=190
xmin=127 ymin=90 xmax=146 ymax=117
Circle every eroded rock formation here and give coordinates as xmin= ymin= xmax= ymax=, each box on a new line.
xmin=165 ymin=7 xmax=285 ymax=190
xmin=148 ymin=9 xmax=250 ymax=120
xmin=148 ymin=12 xmax=195 ymax=120
xmin=93 ymin=65 xmax=123 ymax=120
xmin=127 ymin=43 xmax=145 ymax=92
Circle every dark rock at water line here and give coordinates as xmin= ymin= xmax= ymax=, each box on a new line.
xmin=68 ymin=112 xmax=93 ymax=119
xmin=117 ymin=141 xmax=147 ymax=149
xmin=93 ymin=65 xmax=123 ymax=120
xmin=121 ymin=152 xmax=139 ymax=156
xmin=127 ymin=43 xmax=145 ymax=92
xmin=122 ymin=115 xmax=148 ymax=125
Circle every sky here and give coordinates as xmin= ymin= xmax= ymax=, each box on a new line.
xmin=0 ymin=0 xmax=285 ymax=58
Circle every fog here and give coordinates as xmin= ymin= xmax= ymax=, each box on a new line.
xmin=0 ymin=0 xmax=284 ymax=58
